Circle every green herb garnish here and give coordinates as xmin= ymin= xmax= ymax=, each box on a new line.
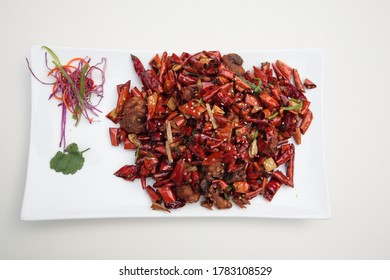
xmin=267 ymin=99 xmax=303 ymax=120
xmin=50 ymin=143 xmax=89 ymax=175
xmin=135 ymin=146 xmax=141 ymax=163
xmin=253 ymin=78 xmax=263 ymax=93
xmin=249 ymin=129 xmax=259 ymax=140
xmin=77 ymin=64 xmax=89 ymax=125
xmin=267 ymin=111 xmax=280 ymax=120
xmin=42 ymin=46 xmax=77 ymax=94
xmin=283 ymin=98 xmax=302 ymax=111
xmin=237 ymin=75 xmax=263 ymax=93
xmin=223 ymin=191 xmax=230 ymax=201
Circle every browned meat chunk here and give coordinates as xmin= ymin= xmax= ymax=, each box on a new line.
xmin=208 ymin=184 xmax=232 ymax=209
xmin=224 ymin=168 xmax=246 ymax=184
xmin=213 ymin=193 xmax=232 ymax=209
xmin=201 ymin=199 xmax=213 ymax=210
xmin=175 ymin=184 xmax=200 ymax=203
xmin=233 ymin=196 xmax=250 ymax=209
xmin=205 ymin=162 xmax=225 ymax=180
xmin=222 ymin=53 xmax=245 ymax=75
xmin=120 ymin=97 xmax=147 ymax=134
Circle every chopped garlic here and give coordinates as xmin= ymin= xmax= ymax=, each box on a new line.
xmin=206 ymin=103 xmax=218 ymax=129
xmin=263 ymin=157 xmax=277 ymax=172
xmin=249 ymin=139 xmax=258 ymax=158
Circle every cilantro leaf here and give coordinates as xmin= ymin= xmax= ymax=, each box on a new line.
xmin=65 ymin=143 xmax=79 ymax=154
xmin=50 ymin=143 xmax=88 ymax=175
xmin=50 ymin=151 xmax=70 ymax=172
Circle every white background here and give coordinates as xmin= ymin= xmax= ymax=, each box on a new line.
xmin=0 ymin=0 xmax=389 ymax=259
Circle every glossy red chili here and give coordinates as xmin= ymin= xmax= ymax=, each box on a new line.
xmin=263 ymin=179 xmax=282 ymax=202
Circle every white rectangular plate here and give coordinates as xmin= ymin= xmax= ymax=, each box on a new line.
xmin=22 ymin=46 xmax=329 ymax=220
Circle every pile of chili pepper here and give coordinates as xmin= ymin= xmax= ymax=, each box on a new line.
xmin=107 ymin=51 xmax=316 ymax=212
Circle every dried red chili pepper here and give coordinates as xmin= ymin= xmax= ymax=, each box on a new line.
xmin=259 ymin=92 xmax=279 ymax=110
xmin=304 ymin=79 xmax=317 ymax=89
xmin=109 ymin=128 xmax=120 ymax=146
xmin=114 ymin=165 xmax=139 ymax=181
xmin=272 ymin=170 xmax=293 ymax=187
xmin=276 ymin=144 xmax=295 ymax=165
xmin=263 ymin=179 xmax=282 ymax=202
xmin=145 ymin=186 xmax=160 ymax=203
xmin=141 ymin=70 xmax=163 ymax=93
xmin=170 ymin=159 xmax=185 ymax=185
xmin=157 ymin=186 xmax=176 ymax=204
xmin=300 ymin=109 xmax=313 ymax=135
xmin=276 ymin=60 xmax=293 ymax=80
xmin=293 ymin=69 xmax=305 ymax=93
